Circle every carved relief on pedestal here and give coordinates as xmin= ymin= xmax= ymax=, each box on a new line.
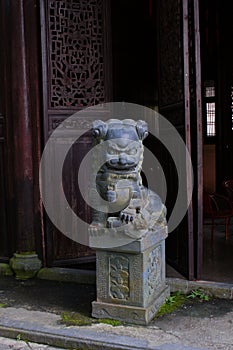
xmin=109 ymin=255 xmax=129 ymax=300
xmin=146 ymin=245 xmax=162 ymax=298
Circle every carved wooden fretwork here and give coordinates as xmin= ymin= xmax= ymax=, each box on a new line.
xmin=47 ymin=0 xmax=105 ymax=109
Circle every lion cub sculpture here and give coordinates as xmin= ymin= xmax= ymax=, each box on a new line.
xmin=89 ymin=119 xmax=166 ymax=240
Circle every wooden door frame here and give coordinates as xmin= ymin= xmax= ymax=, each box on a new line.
xmin=157 ymin=0 xmax=203 ymax=280
xmin=194 ymin=0 xmax=203 ymax=280
xmin=183 ymin=0 xmax=203 ymax=280
xmin=183 ymin=0 xmax=194 ymax=280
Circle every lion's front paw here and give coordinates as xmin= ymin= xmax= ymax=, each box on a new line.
xmin=120 ymin=208 xmax=136 ymax=224
xmin=120 ymin=207 xmax=148 ymax=230
xmin=89 ymin=222 xmax=103 ymax=236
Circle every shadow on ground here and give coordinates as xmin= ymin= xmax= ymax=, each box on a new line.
xmin=1 ymin=276 xmax=233 ymax=322
xmin=152 ymin=297 xmax=233 ymax=324
xmin=0 ymin=276 xmax=96 ymax=317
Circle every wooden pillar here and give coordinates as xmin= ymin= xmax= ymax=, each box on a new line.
xmin=10 ymin=0 xmax=35 ymax=252
xmin=4 ymin=0 xmax=42 ymax=277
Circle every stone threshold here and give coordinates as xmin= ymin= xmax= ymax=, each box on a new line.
xmin=37 ymin=267 xmax=96 ymax=285
xmin=167 ymin=277 xmax=233 ymax=299
xmin=0 ymin=322 xmax=207 ymax=350
xmin=1 ymin=263 xmax=233 ymax=300
xmin=38 ymin=267 xmax=233 ymax=299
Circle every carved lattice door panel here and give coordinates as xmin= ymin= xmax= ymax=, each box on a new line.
xmin=157 ymin=0 xmax=202 ymax=279
xmin=40 ymin=0 xmax=112 ymax=266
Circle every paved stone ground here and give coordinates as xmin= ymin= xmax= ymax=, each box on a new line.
xmin=0 ymin=336 xmax=64 ymax=350
xmin=0 ymin=277 xmax=233 ymax=350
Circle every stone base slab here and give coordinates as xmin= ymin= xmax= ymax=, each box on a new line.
xmin=92 ymin=285 xmax=170 ymax=325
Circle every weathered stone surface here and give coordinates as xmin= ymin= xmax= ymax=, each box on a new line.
xmin=10 ymin=253 xmax=42 ymax=280
xmin=37 ymin=267 xmax=96 ymax=285
xmin=89 ymin=119 xmax=167 ymax=248
xmin=1 ymin=278 xmax=233 ymax=350
xmin=167 ymin=277 xmax=233 ymax=300
xmin=92 ymin=286 xmax=170 ymax=325
xmin=90 ymin=119 xmax=169 ymax=324
xmin=95 ymin=239 xmax=167 ymax=308
xmin=91 ymin=226 xmax=168 ymax=253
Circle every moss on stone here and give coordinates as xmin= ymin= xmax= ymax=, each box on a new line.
xmin=37 ymin=268 xmax=58 ymax=280
xmin=60 ymin=312 xmax=122 ymax=327
xmin=60 ymin=312 xmax=93 ymax=326
xmin=155 ymin=289 xmax=210 ymax=319
xmin=0 ymin=263 xmax=13 ymax=276
xmin=10 ymin=253 xmax=42 ymax=280
xmin=155 ymin=292 xmax=187 ymax=318
xmin=16 ymin=251 xmax=36 ymax=255
xmin=97 ymin=318 xmax=122 ymax=326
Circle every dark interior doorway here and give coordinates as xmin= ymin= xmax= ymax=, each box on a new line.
xmin=200 ymin=0 xmax=233 ymax=283
xmin=111 ymin=0 xmax=158 ymax=108
xmin=35 ymin=0 xmax=233 ymax=280
xmin=111 ymin=0 xmax=197 ymax=280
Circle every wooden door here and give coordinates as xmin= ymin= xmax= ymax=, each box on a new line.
xmin=0 ymin=4 xmax=13 ymax=261
xmin=40 ymin=0 xmax=112 ymax=266
xmin=0 ymin=78 xmax=9 ymax=261
xmin=0 ymin=58 xmax=8 ymax=260
xmin=157 ymin=0 xmax=202 ymax=279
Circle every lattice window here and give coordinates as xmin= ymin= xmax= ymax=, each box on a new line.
xmin=206 ymin=102 xmax=215 ymax=136
xmin=47 ymin=0 xmax=105 ymax=109
xmin=204 ymin=80 xmax=216 ymax=139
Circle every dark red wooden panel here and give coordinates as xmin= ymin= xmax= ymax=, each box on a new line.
xmin=0 ymin=117 xmax=8 ymax=259
xmin=40 ymin=0 xmax=112 ymax=266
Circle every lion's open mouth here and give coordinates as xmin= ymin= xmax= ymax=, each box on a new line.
xmin=105 ymin=163 xmax=137 ymax=173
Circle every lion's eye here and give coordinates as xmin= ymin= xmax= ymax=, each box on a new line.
xmin=128 ymin=148 xmax=137 ymax=155
xmin=108 ymin=148 xmax=116 ymax=155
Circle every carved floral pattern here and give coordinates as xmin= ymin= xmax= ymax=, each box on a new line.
xmin=146 ymin=246 xmax=162 ymax=297
xmin=109 ymin=255 xmax=129 ymax=300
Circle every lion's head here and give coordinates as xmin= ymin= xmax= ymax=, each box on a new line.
xmin=92 ymin=119 xmax=148 ymax=174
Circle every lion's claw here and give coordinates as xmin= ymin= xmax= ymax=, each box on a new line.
xmin=120 ymin=211 xmax=134 ymax=224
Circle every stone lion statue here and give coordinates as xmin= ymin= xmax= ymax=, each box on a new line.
xmin=89 ymin=119 xmax=166 ymax=241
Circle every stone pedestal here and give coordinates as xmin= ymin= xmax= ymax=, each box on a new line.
xmin=91 ymin=227 xmax=170 ymax=325
xmin=10 ymin=253 xmax=42 ymax=280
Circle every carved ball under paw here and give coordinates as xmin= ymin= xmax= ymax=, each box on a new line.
xmin=106 ymin=190 xmax=117 ymax=203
